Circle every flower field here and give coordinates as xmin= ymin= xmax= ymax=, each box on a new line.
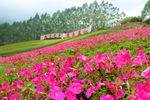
xmin=0 ymin=27 xmax=150 ymax=100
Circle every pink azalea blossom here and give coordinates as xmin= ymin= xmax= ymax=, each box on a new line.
xmin=113 ymin=48 xmax=132 ymax=67
xmin=47 ymin=75 xmax=57 ymax=86
xmin=65 ymin=56 xmax=73 ymax=63
xmin=0 ymin=89 xmax=1 ymax=96
xmin=1 ymin=97 xmax=9 ymax=100
xmin=65 ymin=88 xmax=77 ymax=100
xmin=115 ymin=89 xmax=125 ymax=100
xmin=33 ymin=77 xmax=40 ymax=86
xmin=75 ymin=53 xmax=89 ymax=62
xmin=100 ymin=94 xmax=114 ymax=100
xmin=86 ymin=85 xmax=95 ymax=98
xmin=47 ymin=86 xmax=65 ymax=100
xmin=50 ymin=58 xmax=55 ymax=64
xmin=95 ymin=77 xmax=102 ymax=91
xmin=131 ymin=70 xmax=139 ymax=78
xmin=17 ymin=70 xmax=22 ymax=77
xmin=83 ymin=63 xmax=94 ymax=73
xmin=58 ymin=56 xmax=63 ymax=64
xmin=80 ymin=97 xmax=83 ymax=100
xmin=10 ymin=94 xmax=19 ymax=100
xmin=67 ymin=71 xmax=78 ymax=77
xmin=68 ymin=82 xmax=84 ymax=94
xmin=134 ymin=90 xmax=150 ymax=100
xmin=148 ymin=58 xmax=150 ymax=66
xmin=5 ymin=68 xmax=15 ymax=74
xmin=1 ymin=82 xmax=9 ymax=90
xmin=7 ymin=89 xmax=13 ymax=96
xmin=143 ymin=79 xmax=150 ymax=92
xmin=58 ymin=71 xmax=66 ymax=82
xmin=133 ymin=51 xmax=147 ymax=67
xmin=137 ymin=46 xmax=142 ymax=51
xmin=23 ymin=68 xmax=32 ymax=78
xmin=141 ymin=66 xmax=150 ymax=78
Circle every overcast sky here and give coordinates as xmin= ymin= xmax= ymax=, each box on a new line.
xmin=0 ymin=0 xmax=148 ymax=22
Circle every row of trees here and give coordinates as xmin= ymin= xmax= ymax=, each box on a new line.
xmin=142 ymin=0 xmax=150 ymax=24
xmin=0 ymin=1 xmax=125 ymax=45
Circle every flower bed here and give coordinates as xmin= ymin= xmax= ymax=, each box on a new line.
xmin=0 ymin=27 xmax=150 ymax=100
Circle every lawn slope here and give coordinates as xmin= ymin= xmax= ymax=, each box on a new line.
xmin=0 ymin=30 xmax=118 ymax=57
xmin=0 ymin=27 xmax=150 ymax=99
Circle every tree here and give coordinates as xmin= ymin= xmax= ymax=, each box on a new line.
xmin=142 ymin=0 xmax=150 ymax=24
xmin=0 ymin=0 xmax=125 ymax=45
xmin=142 ymin=0 xmax=150 ymax=20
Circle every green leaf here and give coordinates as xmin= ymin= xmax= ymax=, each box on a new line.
xmin=17 ymin=85 xmax=24 ymax=89
xmin=17 ymin=85 xmax=27 ymax=92
xmin=29 ymin=87 xmax=37 ymax=92
xmin=27 ymin=81 xmax=33 ymax=87
xmin=22 ymin=87 xmax=27 ymax=92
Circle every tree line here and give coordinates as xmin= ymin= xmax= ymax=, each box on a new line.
xmin=0 ymin=1 xmax=125 ymax=45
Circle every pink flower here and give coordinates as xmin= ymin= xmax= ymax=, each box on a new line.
xmin=5 ymin=68 xmax=15 ymax=74
xmin=7 ymin=89 xmax=13 ymax=96
xmin=141 ymin=66 xmax=150 ymax=78
xmin=1 ymin=97 xmax=9 ymax=100
xmin=100 ymin=94 xmax=114 ymax=100
xmin=83 ymin=63 xmax=94 ymax=73
xmin=1 ymin=82 xmax=9 ymax=90
xmin=67 ymin=71 xmax=78 ymax=77
xmin=133 ymin=51 xmax=147 ymax=67
xmin=143 ymin=80 xmax=150 ymax=92
xmin=58 ymin=56 xmax=63 ymax=64
xmin=115 ymin=89 xmax=125 ymax=100
xmin=10 ymin=94 xmax=19 ymax=100
xmin=58 ymin=71 xmax=66 ymax=82
xmin=50 ymin=58 xmax=55 ymax=64
xmin=131 ymin=70 xmax=139 ymax=78
xmin=33 ymin=77 xmax=40 ymax=86
xmin=75 ymin=53 xmax=89 ymax=62
xmin=86 ymin=85 xmax=95 ymax=98
xmin=113 ymin=48 xmax=132 ymax=67
xmin=23 ymin=68 xmax=32 ymax=78
xmin=137 ymin=46 xmax=142 ymax=51
xmin=95 ymin=77 xmax=102 ymax=91
xmin=9 ymin=68 xmax=15 ymax=74
xmin=65 ymin=88 xmax=77 ymax=100
xmin=47 ymin=75 xmax=57 ymax=86
xmin=148 ymin=58 xmax=150 ymax=66
xmin=47 ymin=86 xmax=65 ymax=100
xmin=65 ymin=56 xmax=73 ymax=63
xmin=68 ymin=83 xmax=84 ymax=94
xmin=17 ymin=70 xmax=22 ymax=77
xmin=134 ymin=90 xmax=150 ymax=100
xmin=0 ymin=89 xmax=1 ymax=96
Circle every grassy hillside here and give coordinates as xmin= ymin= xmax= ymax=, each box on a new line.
xmin=0 ymin=39 xmax=63 ymax=57
xmin=0 ymin=27 xmax=150 ymax=99
xmin=0 ymin=30 xmax=119 ymax=57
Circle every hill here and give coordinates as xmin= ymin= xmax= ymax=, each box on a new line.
xmin=0 ymin=30 xmax=118 ymax=57
xmin=0 ymin=27 xmax=150 ymax=99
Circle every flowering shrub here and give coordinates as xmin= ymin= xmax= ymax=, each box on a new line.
xmin=0 ymin=27 xmax=150 ymax=99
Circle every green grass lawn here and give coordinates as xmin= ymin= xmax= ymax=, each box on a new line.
xmin=0 ymin=30 xmax=120 ymax=57
xmin=0 ymin=39 xmax=63 ymax=57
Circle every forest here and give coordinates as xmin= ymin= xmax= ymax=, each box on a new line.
xmin=0 ymin=1 xmax=125 ymax=45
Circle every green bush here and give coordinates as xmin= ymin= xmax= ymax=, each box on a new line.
xmin=121 ymin=16 xmax=142 ymax=24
